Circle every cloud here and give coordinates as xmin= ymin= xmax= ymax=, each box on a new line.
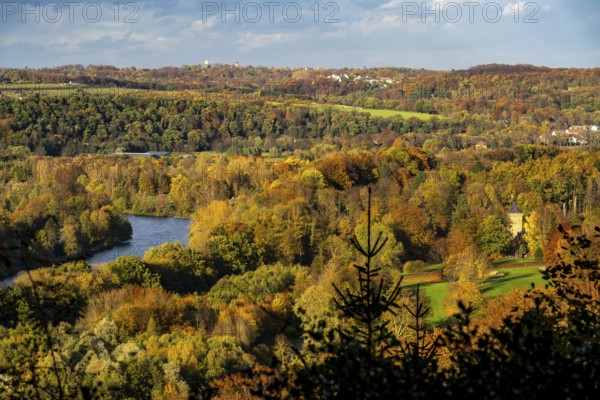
xmin=236 ymin=32 xmax=296 ymax=50
xmin=0 ymin=0 xmax=597 ymax=69
xmin=379 ymin=0 xmax=404 ymax=10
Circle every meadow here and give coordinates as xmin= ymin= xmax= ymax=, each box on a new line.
xmin=314 ymin=104 xmax=443 ymax=120
xmin=269 ymin=101 xmax=441 ymax=120
xmin=408 ymin=265 xmax=547 ymax=325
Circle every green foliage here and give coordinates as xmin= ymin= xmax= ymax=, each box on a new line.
xmin=144 ymin=242 xmax=215 ymax=294
xmin=255 ymin=218 xmax=599 ymax=399
xmin=1 ymin=67 xmax=600 ymax=398
xmin=108 ymin=255 xmax=161 ymax=288
xmin=534 ymin=247 xmax=544 ymax=258
xmin=476 ymin=215 xmax=511 ymax=255
xmin=207 ymin=223 xmax=264 ymax=276
xmin=333 ymin=188 xmax=403 ymax=356
xmin=205 ymin=337 xmax=254 ymax=381
xmin=253 ymin=188 xmax=438 ymax=399
xmin=354 ymin=221 xmax=402 ymax=270
xmin=0 ymin=91 xmax=449 ymax=156
xmin=208 ymin=263 xmax=301 ymax=304
xmin=403 ymin=260 xmax=427 ymax=274
xmin=517 ymin=243 xmax=527 ymax=257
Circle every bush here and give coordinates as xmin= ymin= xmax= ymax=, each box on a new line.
xmin=108 ymin=256 xmax=160 ymax=288
xmin=445 ymin=280 xmax=483 ymax=314
xmin=403 ymin=260 xmax=427 ymax=274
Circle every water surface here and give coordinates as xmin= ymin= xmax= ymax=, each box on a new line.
xmin=0 ymin=215 xmax=192 ymax=288
xmin=87 ymin=215 xmax=191 ymax=264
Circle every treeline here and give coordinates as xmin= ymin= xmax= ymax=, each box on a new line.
xmin=0 ymin=143 xmax=599 ymax=397
xmin=0 ymin=199 xmax=597 ymax=398
xmin=0 ymin=148 xmax=131 ymax=278
xmin=1 ymin=74 xmax=598 ymax=157
xmin=0 ymin=93 xmax=453 ymax=156
xmin=2 ymin=91 xmax=598 ymax=160
xmin=2 ymin=142 xmax=599 ymax=277
xmin=2 ymin=64 xmax=598 ymax=125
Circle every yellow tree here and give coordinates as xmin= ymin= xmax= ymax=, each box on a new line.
xmin=523 ymin=207 xmax=555 ymax=257
xmin=189 ymin=200 xmax=231 ymax=252
xmin=169 ymin=174 xmax=193 ymax=214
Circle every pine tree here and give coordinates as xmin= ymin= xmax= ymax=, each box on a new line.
xmin=333 ymin=187 xmax=403 ymax=357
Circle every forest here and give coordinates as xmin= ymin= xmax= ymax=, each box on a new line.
xmin=1 ymin=64 xmax=599 ymax=156
xmin=0 ymin=64 xmax=599 ymax=399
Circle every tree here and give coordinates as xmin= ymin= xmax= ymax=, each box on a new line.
xmin=475 ymin=215 xmax=511 ymax=256
xmin=108 ymin=256 xmax=160 ymax=288
xmin=524 ymin=208 xmax=555 ymax=258
xmin=403 ymin=260 xmax=427 ymax=274
xmin=333 ymin=188 xmax=404 ymax=357
xmin=445 ymin=280 xmax=483 ymax=315
xmin=144 ymin=242 xmax=214 ymax=294
xmin=189 ymin=200 xmax=231 ymax=252
xmin=207 ymin=223 xmax=263 ymax=276
xmin=61 ymin=215 xmax=84 ymax=258
xmin=254 ymin=188 xmax=438 ymax=399
xmin=443 ymin=246 xmax=491 ymax=281
xmin=169 ymin=174 xmax=193 ymax=214
xmin=353 ymin=221 xmax=403 ymax=271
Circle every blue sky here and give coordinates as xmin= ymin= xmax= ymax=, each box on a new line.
xmin=0 ymin=0 xmax=598 ymax=69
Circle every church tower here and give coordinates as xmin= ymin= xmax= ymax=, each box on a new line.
xmin=508 ymin=201 xmax=523 ymax=238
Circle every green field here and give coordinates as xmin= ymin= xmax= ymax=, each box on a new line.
xmin=493 ymin=257 xmax=544 ymax=267
xmin=480 ymin=267 xmax=547 ymax=297
xmin=269 ymin=101 xmax=441 ymax=120
xmin=316 ymin=105 xmax=442 ymax=120
xmin=408 ymin=266 xmax=547 ymax=325
xmin=416 ymin=281 xmax=450 ymax=325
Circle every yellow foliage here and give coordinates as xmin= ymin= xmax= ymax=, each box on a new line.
xmin=189 ymin=200 xmax=231 ymax=251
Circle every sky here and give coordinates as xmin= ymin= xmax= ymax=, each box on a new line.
xmin=0 ymin=0 xmax=598 ymax=69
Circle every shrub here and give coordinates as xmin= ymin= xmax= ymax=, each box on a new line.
xmin=108 ymin=256 xmax=160 ymax=288
xmin=403 ymin=260 xmax=427 ymax=274
xmin=445 ymin=280 xmax=483 ymax=315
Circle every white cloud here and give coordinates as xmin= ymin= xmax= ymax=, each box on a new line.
xmin=0 ymin=0 xmax=596 ymax=69
xmin=189 ymin=18 xmax=218 ymax=33
xmin=236 ymin=32 xmax=295 ymax=50
xmin=379 ymin=0 xmax=404 ymax=10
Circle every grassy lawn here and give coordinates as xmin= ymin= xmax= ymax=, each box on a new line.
xmin=417 ymin=282 xmax=450 ymax=325
xmin=480 ymin=267 xmax=547 ymax=297
xmin=424 ymin=263 xmax=443 ymax=272
xmin=268 ymin=101 xmax=441 ymax=120
xmin=406 ymin=266 xmax=547 ymax=325
xmin=494 ymin=258 xmax=543 ymax=267
xmin=315 ymin=105 xmax=441 ymax=120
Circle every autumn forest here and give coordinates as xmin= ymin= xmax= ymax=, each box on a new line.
xmin=0 ymin=64 xmax=599 ymax=399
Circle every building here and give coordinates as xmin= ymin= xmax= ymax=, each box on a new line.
xmin=508 ymin=201 xmax=523 ymax=238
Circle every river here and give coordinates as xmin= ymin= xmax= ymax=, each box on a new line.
xmin=0 ymin=215 xmax=192 ymax=288
xmin=87 ymin=215 xmax=191 ymax=264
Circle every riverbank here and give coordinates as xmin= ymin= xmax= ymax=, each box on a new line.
xmin=1 ymin=215 xmax=191 ymax=289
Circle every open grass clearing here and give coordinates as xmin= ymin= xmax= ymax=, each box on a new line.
xmin=268 ymin=101 xmax=442 ymax=120
xmin=405 ymin=266 xmax=547 ymax=325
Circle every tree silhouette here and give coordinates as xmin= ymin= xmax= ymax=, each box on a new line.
xmin=333 ymin=187 xmax=403 ymax=358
